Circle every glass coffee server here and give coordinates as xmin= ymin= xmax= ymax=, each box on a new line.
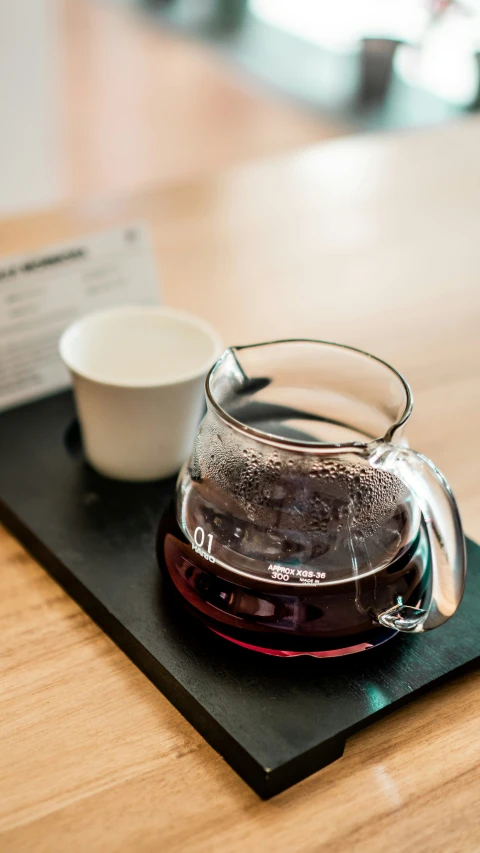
xmin=158 ymin=340 xmax=466 ymax=657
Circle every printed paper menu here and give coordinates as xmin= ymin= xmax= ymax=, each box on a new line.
xmin=0 ymin=223 xmax=160 ymax=412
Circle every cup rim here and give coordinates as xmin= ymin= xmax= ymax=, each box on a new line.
xmin=59 ymin=305 xmax=224 ymax=389
xmin=206 ymin=339 xmax=413 ymax=453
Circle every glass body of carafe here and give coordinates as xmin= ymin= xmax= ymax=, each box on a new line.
xmin=159 ymin=341 xmax=466 ymax=658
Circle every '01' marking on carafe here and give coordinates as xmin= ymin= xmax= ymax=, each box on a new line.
xmin=192 ymin=526 xmax=216 ymax=563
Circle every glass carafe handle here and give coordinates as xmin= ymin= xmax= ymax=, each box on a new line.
xmin=369 ymin=444 xmax=466 ymax=633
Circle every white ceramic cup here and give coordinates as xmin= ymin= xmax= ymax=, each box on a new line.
xmin=59 ymin=305 xmax=223 ymax=481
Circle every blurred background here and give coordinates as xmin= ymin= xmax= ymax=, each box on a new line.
xmin=3 ymin=0 xmax=480 ymax=218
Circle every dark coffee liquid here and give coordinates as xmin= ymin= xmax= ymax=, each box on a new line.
xmin=157 ymin=507 xmax=430 ymax=657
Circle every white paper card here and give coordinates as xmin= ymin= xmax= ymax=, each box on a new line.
xmin=0 ymin=223 xmax=160 ymax=412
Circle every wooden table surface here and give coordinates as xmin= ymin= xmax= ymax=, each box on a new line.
xmin=1 ymin=0 xmax=342 ymax=216
xmin=1 ymin=119 xmax=480 ymax=852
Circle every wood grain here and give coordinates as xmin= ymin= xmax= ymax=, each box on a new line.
xmin=1 ymin=0 xmax=343 ymax=216
xmin=1 ymin=118 xmax=480 ymax=851
xmin=60 ymin=0 xmax=343 ymax=202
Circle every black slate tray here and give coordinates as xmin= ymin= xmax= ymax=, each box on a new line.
xmin=1 ymin=390 xmax=479 ymax=798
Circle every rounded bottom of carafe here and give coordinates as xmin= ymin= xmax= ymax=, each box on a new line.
xmin=209 ymin=627 xmax=397 ymax=658
xmin=157 ymin=505 xmax=427 ymax=660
